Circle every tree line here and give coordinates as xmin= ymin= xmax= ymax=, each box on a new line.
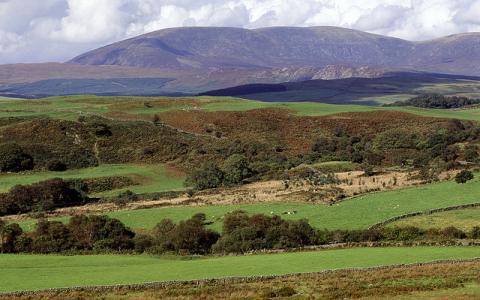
xmin=1 ymin=211 xmax=479 ymax=255
xmin=386 ymin=94 xmax=480 ymax=109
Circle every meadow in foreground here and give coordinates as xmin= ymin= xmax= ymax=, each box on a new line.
xmin=4 ymin=260 xmax=477 ymax=299
xmin=0 ymin=247 xmax=479 ymax=293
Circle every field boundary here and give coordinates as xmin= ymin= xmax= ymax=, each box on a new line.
xmin=368 ymin=202 xmax=480 ymax=229
xmin=1 ymin=257 xmax=479 ymax=297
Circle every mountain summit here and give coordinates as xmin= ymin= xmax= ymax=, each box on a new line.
xmin=70 ymin=26 xmax=480 ymax=76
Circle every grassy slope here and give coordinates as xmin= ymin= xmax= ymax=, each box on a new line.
xmin=16 ymin=174 xmax=480 ymax=232
xmin=0 ymin=164 xmax=185 ymax=196
xmin=389 ymin=208 xmax=480 ymax=231
xmin=0 ymin=247 xmax=479 ymax=293
xmin=201 ymin=98 xmax=480 ymax=120
xmin=203 ymin=99 xmax=480 ymax=121
xmin=1 ymin=96 xmax=480 ymax=121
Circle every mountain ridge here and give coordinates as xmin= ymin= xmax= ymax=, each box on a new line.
xmin=69 ymin=26 xmax=480 ymax=76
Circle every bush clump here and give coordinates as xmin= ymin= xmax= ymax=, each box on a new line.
xmin=0 ymin=178 xmax=88 ymax=216
xmin=0 ymin=143 xmax=34 ymax=172
xmin=212 ymin=211 xmax=319 ymax=254
xmin=186 ymin=154 xmax=255 ymax=190
xmin=46 ymin=160 xmax=67 ymax=172
xmin=146 ymin=214 xmax=220 ymax=255
xmin=455 ymin=170 xmax=474 ymax=183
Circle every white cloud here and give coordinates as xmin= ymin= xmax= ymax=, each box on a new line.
xmin=0 ymin=30 xmax=24 ymax=53
xmin=0 ymin=0 xmax=479 ymax=63
xmin=49 ymin=0 xmax=129 ymax=43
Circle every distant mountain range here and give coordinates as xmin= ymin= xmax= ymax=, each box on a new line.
xmin=70 ymin=26 xmax=480 ymax=75
xmin=1 ymin=26 xmax=480 ymax=98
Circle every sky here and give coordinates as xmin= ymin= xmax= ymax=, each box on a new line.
xmin=0 ymin=0 xmax=479 ymax=64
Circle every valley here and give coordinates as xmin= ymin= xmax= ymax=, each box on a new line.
xmin=0 ymin=23 xmax=479 ymax=300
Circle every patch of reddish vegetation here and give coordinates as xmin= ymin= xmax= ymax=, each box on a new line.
xmin=160 ymin=109 xmax=456 ymax=154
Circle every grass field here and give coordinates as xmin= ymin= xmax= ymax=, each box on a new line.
xmin=0 ymin=247 xmax=478 ymax=293
xmin=3 ymin=260 xmax=478 ymax=299
xmin=0 ymin=164 xmax=185 ymax=196
xmin=16 ymin=174 xmax=480 ymax=232
xmin=1 ymin=96 xmax=480 ymax=121
xmin=389 ymin=208 xmax=480 ymax=231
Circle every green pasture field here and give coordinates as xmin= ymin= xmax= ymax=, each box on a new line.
xmin=15 ymin=174 xmax=480 ymax=232
xmin=389 ymin=207 xmax=480 ymax=231
xmin=1 ymin=96 xmax=480 ymax=121
xmin=0 ymin=164 xmax=185 ymax=196
xmin=0 ymin=247 xmax=478 ymax=293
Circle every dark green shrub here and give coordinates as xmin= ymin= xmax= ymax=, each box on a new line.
xmin=455 ymin=170 xmax=474 ymax=183
xmin=133 ymin=234 xmax=154 ymax=253
xmin=0 ymin=143 xmax=34 ymax=172
xmin=149 ymin=216 xmax=219 ymax=255
xmin=31 ymin=220 xmax=73 ymax=253
xmin=386 ymin=94 xmax=480 ymax=109
xmin=47 ymin=160 xmax=67 ymax=172
xmin=213 ymin=211 xmax=318 ymax=254
xmin=68 ymin=215 xmax=135 ymax=251
xmin=464 ymin=144 xmax=479 ymax=162
xmin=114 ymin=190 xmax=138 ymax=206
xmin=222 ymin=154 xmax=253 ymax=186
xmin=0 ymin=222 xmax=23 ymax=253
xmin=91 ymin=122 xmax=112 ymax=137
xmin=0 ymin=178 xmax=88 ymax=216
xmin=186 ymin=162 xmax=224 ymax=190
